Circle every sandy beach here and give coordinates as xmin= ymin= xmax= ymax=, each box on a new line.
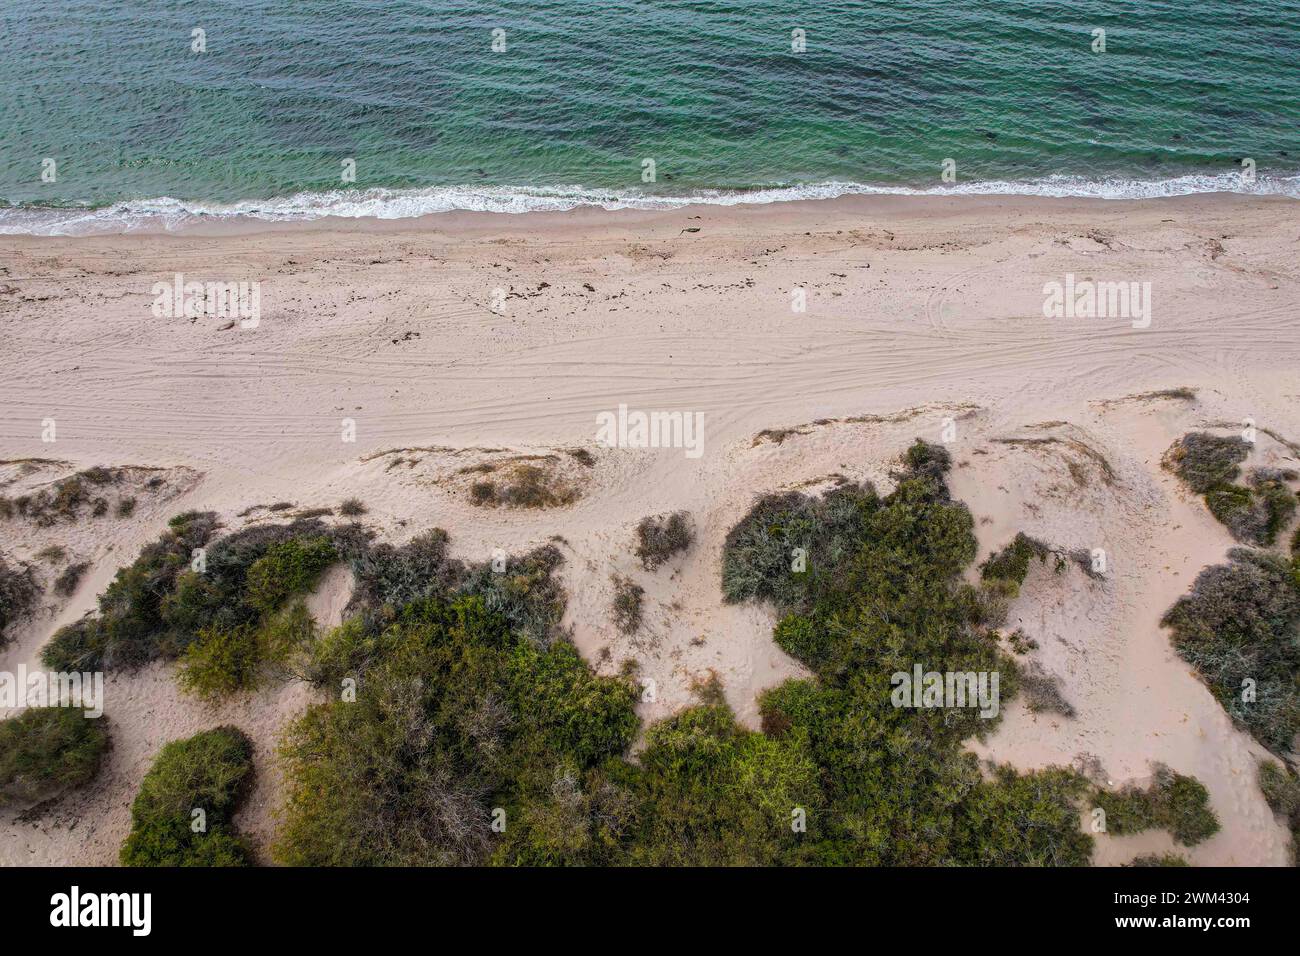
xmin=1 ymin=193 xmax=1298 ymax=865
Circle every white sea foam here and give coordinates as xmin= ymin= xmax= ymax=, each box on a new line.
xmin=2 ymin=173 xmax=1296 ymax=235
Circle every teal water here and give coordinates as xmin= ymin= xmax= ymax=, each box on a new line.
xmin=1 ymin=0 xmax=1298 ymax=230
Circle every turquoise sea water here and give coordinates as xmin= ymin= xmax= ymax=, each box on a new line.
xmin=1 ymin=0 xmax=1298 ymax=231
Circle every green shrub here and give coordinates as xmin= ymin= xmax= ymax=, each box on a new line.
xmin=454 ymin=545 xmax=567 ymax=648
xmin=953 ymin=765 xmax=1094 ymax=865
xmin=176 ymin=624 xmax=262 ymax=700
xmin=40 ymin=511 xmax=218 ymax=671
xmin=40 ymin=617 xmax=108 ymax=672
xmin=902 ymin=439 xmax=953 ymax=486
xmin=120 ymin=726 xmax=254 ymax=866
xmin=348 ymin=528 xmax=461 ymax=611
xmin=1162 ymin=548 xmax=1300 ymax=753
xmin=635 ymin=511 xmax=694 ymax=570
xmin=41 ymin=514 xmax=355 ymax=699
xmin=721 ymin=482 xmax=877 ymax=614
xmin=276 ymin=596 xmax=637 ymax=866
xmin=627 ymin=702 xmax=822 ymax=866
xmin=980 ymin=533 xmax=1051 ymax=595
xmin=244 ymin=537 xmax=337 ymax=613
xmin=1094 ymin=764 xmax=1220 ymax=846
xmin=0 ymin=708 xmax=109 ymax=805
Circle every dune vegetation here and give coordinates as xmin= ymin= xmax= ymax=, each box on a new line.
xmin=120 ymin=726 xmax=254 ymax=866
xmin=0 ymin=552 xmax=39 ymax=648
xmin=1162 ymin=547 xmax=1300 ymax=754
xmin=20 ymin=440 xmax=1236 ymax=866
xmin=1164 ymin=432 xmax=1297 ymax=545
xmin=0 ymin=707 xmax=108 ymax=806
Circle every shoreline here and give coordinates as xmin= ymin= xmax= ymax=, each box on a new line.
xmin=2 ymin=189 xmax=1296 ymax=243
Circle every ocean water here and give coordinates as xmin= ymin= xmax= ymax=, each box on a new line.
xmin=1 ymin=0 xmax=1298 ymax=232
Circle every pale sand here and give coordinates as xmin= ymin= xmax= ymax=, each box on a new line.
xmin=0 ymin=193 xmax=1297 ymax=865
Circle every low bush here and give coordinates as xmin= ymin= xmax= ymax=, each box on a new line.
xmin=348 ymin=528 xmax=460 ymax=611
xmin=176 ymin=624 xmax=262 ymax=701
xmin=611 ymin=575 xmax=644 ymax=635
xmin=721 ymin=482 xmax=876 ymax=614
xmin=1162 ymin=548 xmax=1300 ymax=753
xmin=41 ymin=514 xmax=359 ymax=700
xmin=120 ymin=726 xmax=254 ymax=866
xmin=1257 ymin=761 xmax=1300 ymax=865
xmin=41 ymin=511 xmax=219 ymax=671
xmin=52 ymin=561 xmax=90 ymax=598
xmin=244 ymin=537 xmax=336 ymax=613
xmin=1126 ymin=853 xmax=1190 ymax=867
xmin=276 ymin=596 xmax=638 ymax=866
xmin=980 ymin=533 xmax=1051 ymax=596
xmin=1165 ymin=433 xmax=1296 ymax=545
xmin=0 ymin=553 xmax=39 ymax=647
xmin=0 ymin=708 xmax=109 ymax=805
xmin=1166 ymin=432 xmax=1249 ymax=493
xmin=635 ymin=511 xmax=694 ymax=570
xmin=626 ymin=701 xmax=822 ymax=866
xmin=1093 ymin=764 xmax=1220 ymax=846
xmin=338 ymin=497 xmax=367 ymax=517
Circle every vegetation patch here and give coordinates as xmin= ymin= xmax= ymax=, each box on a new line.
xmin=1165 ymin=432 xmax=1249 ymax=493
xmin=121 ymin=726 xmax=254 ymax=866
xmin=1125 ymin=853 xmax=1190 ymax=867
xmin=1257 ymin=761 xmax=1300 ymax=865
xmin=1094 ymin=387 xmax=1196 ymax=409
xmin=729 ymin=441 xmax=1097 ymax=863
xmin=338 ymin=497 xmax=367 ymax=517
xmin=266 ymin=439 xmax=1219 ymax=865
xmin=276 ymin=596 xmax=639 ymax=865
xmin=1164 ymin=433 xmax=1296 ymax=545
xmin=610 ymin=575 xmax=644 ymax=635
xmin=980 ymin=533 xmax=1052 ymax=595
xmin=1162 ymin=548 xmax=1300 ymax=753
xmin=1019 ymin=663 xmax=1076 ymax=718
xmin=1093 ymin=764 xmax=1220 ymax=847
xmin=468 ymin=459 xmax=578 ymax=509
xmin=52 ymin=561 xmax=90 ymax=598
xmin=635 ymin=511 xmax=694 ymax=570
xmin=0 ymin=466 xmax=170 ymax=527
xmin=40 ymin=513 xmax=364 ymax=700
xmin=0 ymin=708 xmax=109 ymax=806
xmin=0 ymin=553 xmax=39 ymax=647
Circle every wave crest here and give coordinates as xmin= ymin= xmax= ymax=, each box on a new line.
xmin=2 ymin=173 xmax=1296 ymax=235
